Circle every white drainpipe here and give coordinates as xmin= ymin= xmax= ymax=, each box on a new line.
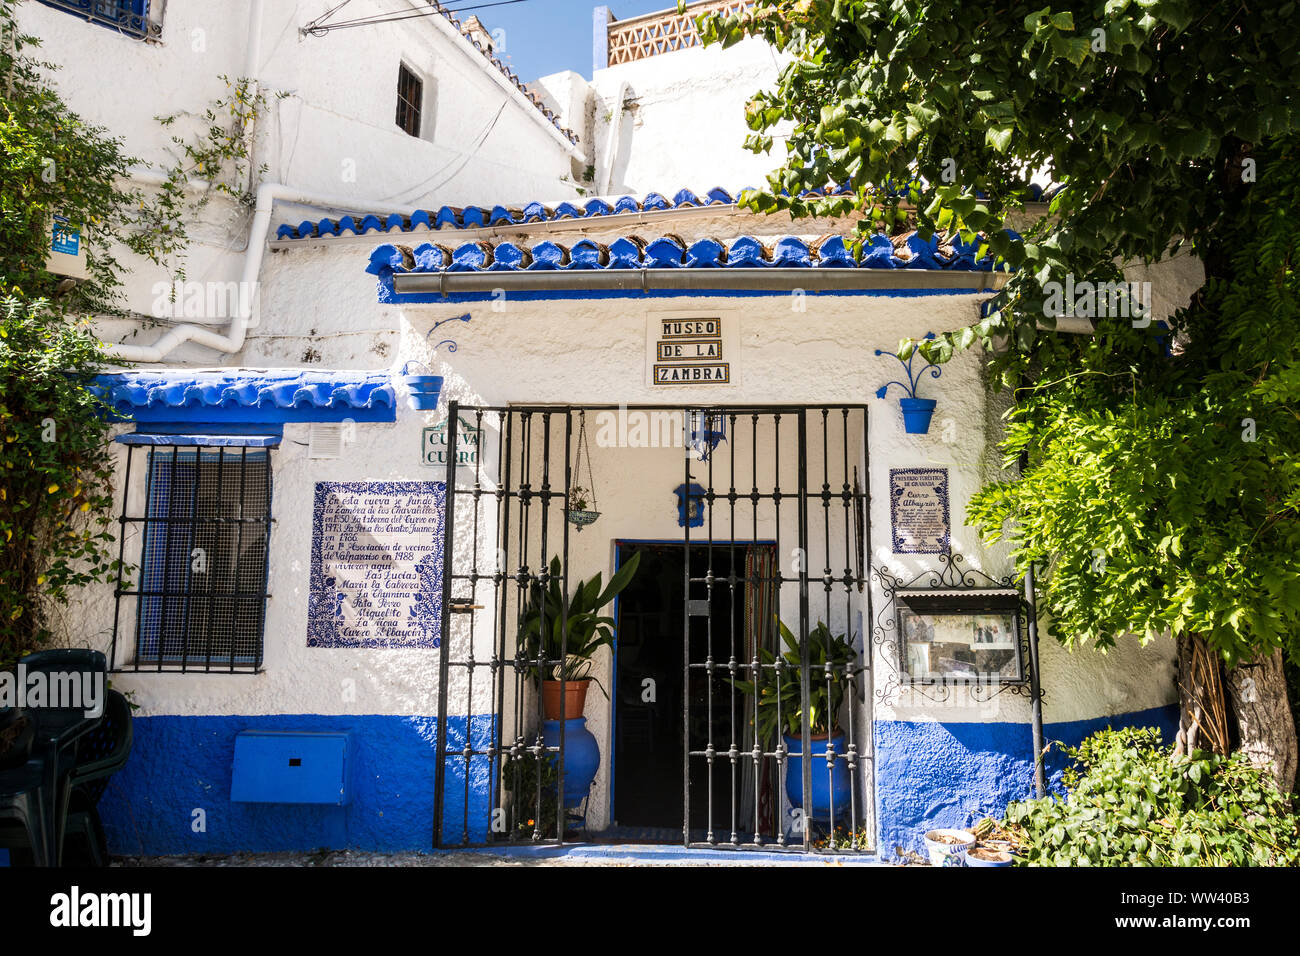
xmin=102 ymin=0 xmax=419 ymax=363
xmin=601 ymin=82 xmax=630 ymax=195
xmin=102 ymin=183 xmax=426 ymax=362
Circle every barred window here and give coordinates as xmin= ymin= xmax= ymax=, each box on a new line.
xmin=36 ymin=0 xmax=162 ymax=41
xmin=396 ymin=63 xmax=423 ymax=137
xmin=114 ymin=446 xmax=271 ymax=672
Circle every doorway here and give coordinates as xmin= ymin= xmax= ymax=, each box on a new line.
xmin=613 ymin=540 xmax=778 ymax=840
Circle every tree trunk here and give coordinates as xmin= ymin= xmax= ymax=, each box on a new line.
xmin=1226 ymin=649 xmax=1298 ymax=796
xmin=1174 ymin=633 xmax=1231 ymax=757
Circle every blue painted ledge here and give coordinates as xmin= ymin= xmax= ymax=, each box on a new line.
xmin=100 ymin=714 xmax=493 ymax=855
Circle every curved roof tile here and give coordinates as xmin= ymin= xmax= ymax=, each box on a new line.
xmin=364 ymin=230 xmax=1014 ymax=276
xmin=92 ymin=370 xmax=398 ymax=423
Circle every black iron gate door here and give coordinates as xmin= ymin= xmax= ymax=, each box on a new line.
xmin=432 ymin=403 xmax=873 ymax=853
xmin=433 ymin=403 xmax=582 ymax=848
xmin=680 ymin=406 xmax=872 ymax=851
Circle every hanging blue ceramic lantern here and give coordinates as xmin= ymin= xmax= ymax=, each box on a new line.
xmin=688 ymin=410 xmax=727 ymax=462
xmin=675 ymin=483 xmax=706 ymax=528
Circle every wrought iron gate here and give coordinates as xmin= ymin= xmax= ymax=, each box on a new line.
xmin=433 ymin=403 xmax=873 ymax=852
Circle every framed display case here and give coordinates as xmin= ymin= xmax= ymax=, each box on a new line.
xmin=895 ymin=589 xmax=1025 ymax=684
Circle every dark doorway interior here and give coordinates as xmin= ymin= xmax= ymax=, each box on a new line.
xmin=613 ymin=541 xmax=774 ymax=838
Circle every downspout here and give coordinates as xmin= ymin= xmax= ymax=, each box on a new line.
xmin=101 ymin=0 xmax=418 ymax=363
xmin=601 ymin=82 xmax=629 ymax=195
xmin=102 ymin=183 xmax=426 ymax=362
xmin=1018 ymin=423 xmax=1047 ymax=797
xmin=239 ymin=0 xmax=265 ymax=196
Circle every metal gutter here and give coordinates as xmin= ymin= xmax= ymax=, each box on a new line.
xmin=392 ymin=268 xmax=1009 ymax=296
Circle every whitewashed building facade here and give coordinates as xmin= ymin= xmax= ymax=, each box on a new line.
xmin=28 ymin=0 xmax=1186 ymax=858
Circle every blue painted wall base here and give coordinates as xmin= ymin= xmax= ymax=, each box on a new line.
xmin=99 ymin=714 xmax=494 ymax=855
xmin=100 ymin=706 xmax=1178 ymax=859
xmin=874 ymin=704 xmax=1179 ymax=860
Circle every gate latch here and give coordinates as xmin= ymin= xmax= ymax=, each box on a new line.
xmin=687 ymin=599 xmax=710 ymax=617
xmin=449 ymin=599 xmax=483 ymax=614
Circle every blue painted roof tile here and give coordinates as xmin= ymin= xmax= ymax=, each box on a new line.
xmin=92 ymin=370 xmax=398 ymax=422
xmin=815 ymin=236 xmax=856 ymax=268
xmin=521 ymin=201 xmax=552 ymax=223
xmin=644 ymin=236 xmax=686 ymax=267
xmin=726 ymin=236 xmax=769 ymax=267
xmin=449 ymin=241 xmax=492 ymax=271
xmin=489 ymin=241 xmax=531 ymax=270
xmin=569 ymin=239 xmax=608 ymax=269
xmin=771 ymin=236 xmax=811 ymax=267
xmin=607 ymin=236 xmax=644 ymax=268
xmin=859 ymin=234 xmax=901 ymax=269
xmin=685 ymin=237 xmax=725 ymax=268
xmin=529 ymin=240 xmax=568 ymax=269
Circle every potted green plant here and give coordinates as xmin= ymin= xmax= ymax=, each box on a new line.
xmin=733 ymin=619 xmax=857 ymax=822
xmin=517 ymin=552 xmax=641 ymax=808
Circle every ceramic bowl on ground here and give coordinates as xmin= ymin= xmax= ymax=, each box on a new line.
xmin=965 ymin=845 xmax=1014 ymax=867
xmin=924 ymin=828 xmax=975 ymax=867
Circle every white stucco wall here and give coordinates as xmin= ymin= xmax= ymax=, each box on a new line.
xmin=19 ymin=0 xmax=582 ymax=360
xmin=544 ymin=35 xmax=790 ymax=195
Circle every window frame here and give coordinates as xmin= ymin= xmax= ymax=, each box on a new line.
xmin=112 ymin=444 xmax=273 ymax=674
xmin=396 ymin=61 xmax=425 ymax=138
xmin=35 ymin=0 xmax=164 ymax=42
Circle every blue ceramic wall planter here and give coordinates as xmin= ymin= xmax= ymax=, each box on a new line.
xmin=399 ymin=361 xmax=443 ymax=411
xmin=875 ymin=332 xmax=943 ymax=434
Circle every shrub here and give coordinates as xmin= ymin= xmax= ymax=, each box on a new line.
xmin=1003 ymin=727 xmax=1299 ymax=866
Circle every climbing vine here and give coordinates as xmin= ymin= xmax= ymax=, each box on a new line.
xmin=146 ymin=75 xmax=282 ymax=281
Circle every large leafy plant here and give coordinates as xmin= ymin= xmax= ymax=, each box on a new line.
xmin=1002 ymin=728 xmax=1300 ymax=867
xmin=518 ymin=552 xmax=641 ymax=691
xmin=733 ymin=620 xmax=856 ymax=742
xmin=694 ymin=0 xmax=1300 ymax=788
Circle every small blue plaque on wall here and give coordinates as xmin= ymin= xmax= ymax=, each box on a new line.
xmin=307 ymin=481 xmax=446 ymax=648
xmin=889 ymin=467 xmax=950 ymax=554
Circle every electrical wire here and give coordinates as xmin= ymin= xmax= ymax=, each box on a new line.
xmin=300 ymin=0 xmax=357 ymax=37
xmin=302 ymin=0 xmax=532 ymax=36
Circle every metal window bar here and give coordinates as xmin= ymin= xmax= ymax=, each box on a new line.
xmin=433 ymin=404 xmax=873 ymax=853
xmin=36 ymin=0 xmax=160 ymax=40
xmin=111 ymin=445 xmax=272 ymax=673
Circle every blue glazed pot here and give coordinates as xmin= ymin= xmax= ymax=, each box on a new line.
xmin=542 ymin=717 xmax=600 ymax=809
xmin=783 ymin=732 xmax=852 ymax=823
xmin=402 ymin=374 xmax=443 ymax=410
xmin=899 ymin=397 xmax=937 ymax=434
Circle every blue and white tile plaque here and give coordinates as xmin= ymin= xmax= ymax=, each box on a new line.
xmin=307 ymin=481 xmax=446 ymax=648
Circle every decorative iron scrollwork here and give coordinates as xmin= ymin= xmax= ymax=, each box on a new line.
xmin=869 ymin=554 xmax=1038 ymax=706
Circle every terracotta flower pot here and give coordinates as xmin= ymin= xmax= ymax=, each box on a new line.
xmin=542 ymin=679 xmax=590 ymax=720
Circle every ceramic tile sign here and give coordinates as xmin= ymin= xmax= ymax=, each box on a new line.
xmin=647 ymin=310 xmax=740 ymax=386
xmin=889 ymin=467 xmax=951 ymax=554
xmin=307 ymin=481 xmax=445 ymax=648
xmin=420 ymin=413 xmax=498 ymax=485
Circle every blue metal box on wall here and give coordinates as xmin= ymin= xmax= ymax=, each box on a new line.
xmin=231 ymin=730 xmax=354 ymax=805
